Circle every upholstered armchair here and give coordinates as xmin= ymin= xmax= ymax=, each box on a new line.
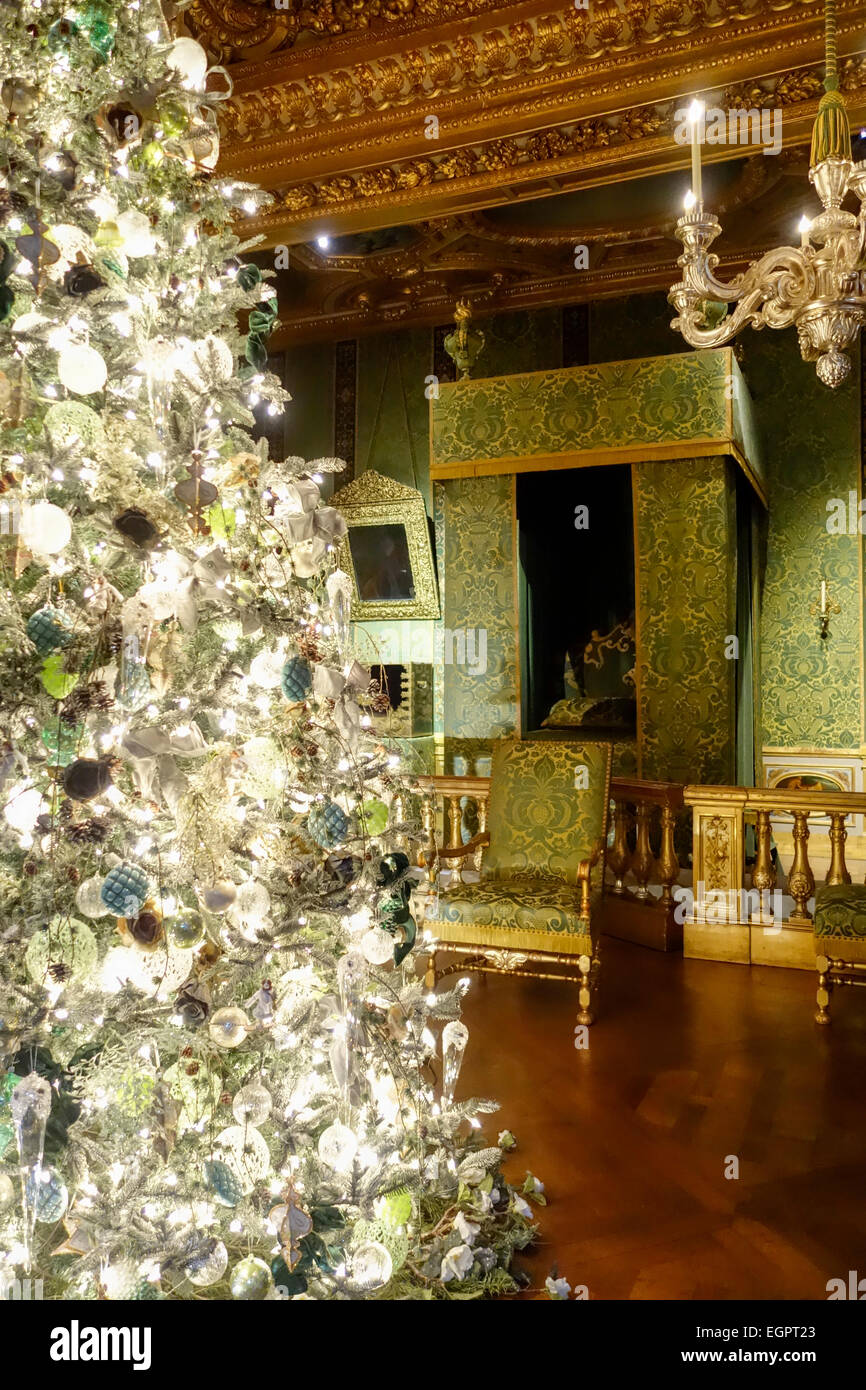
xmin=423 ymin=740 xmax=612 ymax=1025
xmin=813 ymin=883 xmax=866 ymax=1023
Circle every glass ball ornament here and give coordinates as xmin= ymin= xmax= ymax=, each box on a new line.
xmin=26 ymin=917 xmax=97 ymax=987
xmin=184 ymin=1239 xmax=228 ymax=1288
xmin=352 ymin=1240 xmax=393 ymax=1291
xmin=208 ymin=1006 xmax=250 ymax=1050
xmin=44 ymin=400 xmax=105 ymax=451
xmin=19 ymin=501 xmax=72 ymax=556
xmin=75 ymin=875 xmax=112 ymax=918
xmin=360 ymin=927 xmax=395 ymax=967
xmin=3 ymin=784 xmax=44 ymax=834
xmin=360 ymin=798 xmax=389 ymax=837
xmin=57 ymin=343 xmax=107 ymax=395
xmin=26 ymin=1167 xmax=69 ymax=1223
xmin=116 ymin=209 xmax=155 ymax=258
xmin=167 ymin=906 xmax=205 ymax=949
xmin=214 ymin=1124 xmax=270 ymax=1191
xmin=231 ymin=878 xmax=270 ymax=927
xmin=0 ymin=1172 xmax=14 ymax=1209
xmin=249 ymin=648 xmax=284 ymax=689
xmin=232 ymin=1082 xmax=272 ymax=1128
xmin=198 ymin=880 xmax=236 ymax=914
xmin=166 ymin=37 xmax=209 ymax=90
xmin=317 ymin=1120 xmax=358 ymax=1174
xmin=240 ymin=736 xmax=286 ymax=799
xmin=230 ymin=1256 xmax=272 ymax=1301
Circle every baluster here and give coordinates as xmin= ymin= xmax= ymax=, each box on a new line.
xmin=608 ymin=799 xmax=630 ymax=893
xmin=422 ymin=793 xmax=437 ymax=883
xmin=751 ymin=807 xmax=776 ymax=920
xmin=657 ymin=803 xmax=679 ymax=906
xmin=632 ymin=800 xmax=654 ymax=899
xmin=447 ymin=794 xmax=463 ymax=886
xmin=826 ymin=811 xmax=852 ymax=885
xmin=473 ymin=790 xmax=488 ymax=873
xmin=788 ymin=810 xmax=815 ymax=922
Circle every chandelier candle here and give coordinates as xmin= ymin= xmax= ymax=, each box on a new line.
xmin=687 ymin=99 xmax=704 ymax=206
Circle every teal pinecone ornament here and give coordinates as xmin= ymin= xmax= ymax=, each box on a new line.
xmin=307 ymin=800 xmax=349 ymax=849
xmin=100 ymin=862 xmax=149 ymax=916
xmin=27 ymin=606 xmax=72 ymax=657
xmin=281 ymin=655 xmax=312 ymax=702
xmin=204 ymin=1159 xmax=241 ymax=1208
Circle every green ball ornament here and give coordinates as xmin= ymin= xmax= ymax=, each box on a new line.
xmin=100 ymin=862 xmax=149 ymax=916
xmin=360 ymin=798 xmax=388 ymax=837
xmin=27 ymin=606 xmax=72 ymax=657
xmin=280 ymin=655 xmax=312 ymax=703
xmin=307 ymin=799 xmax=349 ymax=849
xmin=168 ymin=906 xmax=205 ymax=949
xmin=230 ymin=1256 xmax=272 ymax=1301
xmin=44 ymin=401 xmax=106 ymax=451
xmin=204 ymin=1159 xmax=241 ymax=1208
xmin=41 ymin=720 xmax=83 ymax=767
xmin=156 ymin=98 xmax=189 ymax=139
xmin=40 ymin=653 xmax=79 ymax=700
xmin=87 ymin=17 xmax=115 ymax=59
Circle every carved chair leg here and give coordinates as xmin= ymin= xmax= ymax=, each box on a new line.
xmin=815 ymin=954 xmax=832 ymax=1026
xmin=576 ymin=952 xmax=595 ymax=1027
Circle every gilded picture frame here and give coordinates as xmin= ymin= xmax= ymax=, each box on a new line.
xmin=332 ymin=470 xmax=440 ymax=621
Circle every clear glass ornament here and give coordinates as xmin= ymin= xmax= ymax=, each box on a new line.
xmin=360 ymin=928 xmax=394 ymax=966
xmin=232 ymin=1083 xmax=272 ymax=1128
xmin=75 ymin=874 xmax=112 ymax=918
xmin=231 ymin=878 xmax=270 ymax=926
xmin=185 ymin=1239 xmax=228 ymax=1288
xmin=10 ymin=1073 xmax=51 ymax=1270
xmin=214 ymin=1124 xmax=270 ymax=1192
xmin=317 ymin=1120 xmax=358 ymax=1173
xmin=208 ymin=1007 xmax=250 ymax=1049
xmin=0 ymin=1172 xmax=14 ymax=1209
xmin=229 ymin=1256 xmax=271 ymax=1301
xmin=248 ymin=649 xmax=284 ymax=690
xmin=352 ymin=1240 xmax=393 ymax=1290
xmin=441 ymin=1020 xmax=470 ymax=1106
xmin=167 ymin=906 xmax=205 ymax=950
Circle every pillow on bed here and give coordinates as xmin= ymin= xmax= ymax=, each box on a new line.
xmin=542 ymin=695 xmax=635 ymax=729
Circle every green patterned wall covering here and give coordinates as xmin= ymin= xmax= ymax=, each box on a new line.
xmin=634 ymin=456 xmax=737 ymax=783
xmin=440 ymin=475 xmax=518 ymax=766
xmin=741 ymin=331 xmax=863 ymax=750
xmin=431 ymin=350 xmax=735 ymax=473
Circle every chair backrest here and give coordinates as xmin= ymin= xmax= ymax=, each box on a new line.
xmin=484 ymin=739 xmax=612 ymax=883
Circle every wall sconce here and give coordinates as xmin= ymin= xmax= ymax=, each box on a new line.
xmin=811 ymin=578 xmax=840 ymax=641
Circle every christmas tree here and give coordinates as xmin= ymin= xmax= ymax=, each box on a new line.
xmin=0 ymin=1 xmax=538 ymax=1300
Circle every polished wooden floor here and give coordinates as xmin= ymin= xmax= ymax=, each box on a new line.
xmin=457 ymin=938 xmax=866 ymax=1300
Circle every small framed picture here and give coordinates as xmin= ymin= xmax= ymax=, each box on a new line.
xmin=332 ymin=470 xmax=440 ymax=621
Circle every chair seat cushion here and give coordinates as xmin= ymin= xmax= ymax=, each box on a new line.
xmin=434 ymin=874 xmax=598 ymax=955
xmin=814 ymin=884 xmax=866 ymax=940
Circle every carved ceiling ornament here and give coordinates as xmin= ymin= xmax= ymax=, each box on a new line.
xmin=242 ymin=58 xmax=866 ymax=222
xmin=216 ymin=1 xmax=835 ymax=144
xmin=186 ymin=0 xmax=520 ymax=63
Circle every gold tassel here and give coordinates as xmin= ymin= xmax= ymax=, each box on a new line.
xmin=810 ymin=85 xmax=851 ymax=167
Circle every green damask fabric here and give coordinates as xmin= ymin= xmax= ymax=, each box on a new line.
xmin=814 ymin=884 xmax=866 ymax=940
xmin=431 ymin=351 xmax=731 ymax=470
xmin=483 ymin=739 xmax=611 ymax=882
xmin=439 ymin=876 xmax=600 ymax=939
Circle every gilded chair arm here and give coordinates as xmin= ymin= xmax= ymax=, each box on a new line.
xmin=423 ymin=831 xmax=491 ymax=872
xmin=576 ymin=838 xmax=604 ymax=920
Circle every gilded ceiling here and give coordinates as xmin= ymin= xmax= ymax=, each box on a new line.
xmin=185 ymin=0 xmax=866 ymax=341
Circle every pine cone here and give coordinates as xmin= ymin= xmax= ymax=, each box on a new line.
xmin=48 ymin=962 xmax=72 ymax=983
xmin=66 ymin=818 xmax=110 ymax=845
xmin=296 ymin=634 xmax=322 ymax=663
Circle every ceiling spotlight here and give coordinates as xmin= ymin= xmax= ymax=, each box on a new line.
xmin=316 ymin=235 xmax=331 ymax=251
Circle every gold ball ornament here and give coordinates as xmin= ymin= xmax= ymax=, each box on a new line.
xmin=208 ymin=1006 xmax=250 ymax=1050
xmin=229 ymin=1256 xmax=271 ymax=1301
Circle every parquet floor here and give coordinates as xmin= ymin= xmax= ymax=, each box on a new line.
xmin=457 ymin=937 xmax=866 ymax=1299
